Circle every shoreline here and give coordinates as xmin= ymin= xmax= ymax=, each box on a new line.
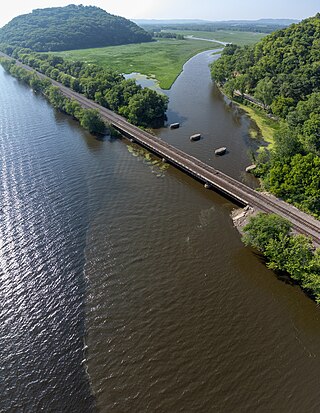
xmin=216 ymin=85 xmax=278 ymax=149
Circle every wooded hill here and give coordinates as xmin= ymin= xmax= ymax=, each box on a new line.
xmin=211 ymin=14 xmax=320 ymax=218
xmin=0 ymin=5 xmax=152 ymax=52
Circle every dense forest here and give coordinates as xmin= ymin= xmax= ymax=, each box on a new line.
xmin=0 ymin=47 xmax=168 ymax=128
xmin=0 ymin=5 xmax=152 ymax=52
xmin=211 ymin=14 xmax=320 ymax=218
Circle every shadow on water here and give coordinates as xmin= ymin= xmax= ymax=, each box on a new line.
xmin=164 ymin=109 xmax=188 ymax=127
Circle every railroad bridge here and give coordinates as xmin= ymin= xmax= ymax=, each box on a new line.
xmin=65 ymin=89 xmax=320 ymax=246
xmin=2 ymin=52 xmax=320 ymax=246
xmin=66 ymin=89 xmax=320 ymax=247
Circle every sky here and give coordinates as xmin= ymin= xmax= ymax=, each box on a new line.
xmin=0 ymin=0 xmax=319 ymax=28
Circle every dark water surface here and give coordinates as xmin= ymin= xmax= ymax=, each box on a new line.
xmin=1 ymin=53 xmax=320 ymax=413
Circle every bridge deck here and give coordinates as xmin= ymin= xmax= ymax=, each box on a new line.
xmin=2 ymin=52 xmax=319 ymax=246
xmin=59 ymin=86 xmax=320 ymax=246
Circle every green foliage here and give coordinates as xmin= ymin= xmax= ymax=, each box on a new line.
xmin=211 ymin=15 xmax=320 ymax=218
xmin=242 ymin=212 xmax=292 ymax=252
xmin=153 ymin=32 xmax=184 ymax=40
xmin=0 ymin=48 xmax=168 ymax=128
xmin=211 ymin=14 xmax=320 ymax=112
xmin=270 ymin=96 xmax=295 ymax=118
xmin=122 ymin=89 xmax=168 ymax=127
xmin=64 ymin=99 xmax=82 ymax=119
xmin=263 ymin=153 xmax=320 ymax=216
xmin=287 ymin=92 xmax=320 ymax=129
xmin=0 ymin=5 xmax=152 ymax=52
xmin=140 ymin=22 xmax=295 ymax=36
xmin=47 ymin=86 xmax=67 ymax=109
xmin=243 ymin=213 xmax=320 ymax=303
xmin=79 ymin=109 xmax=106 ymax=134
xmin=271 ymin=123 xmax=303 ymax=160
xmin=56 ymin=37 xmax=221 ymax=90
xmin=0 ymin=58 xmax=106 ymax=135
xmin=254 ymin=78 xmax=274 ymax=108
xmin=265 ymin=234 xmax=313 ymax=276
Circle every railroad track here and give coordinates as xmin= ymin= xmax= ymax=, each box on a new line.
xmin=3 ymin=53 xmax=319 ymax=246
xmin=48 ymin=84 xmax=320 ymax=246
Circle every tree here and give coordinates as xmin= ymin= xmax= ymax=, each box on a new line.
xmin=254 ymin=78 xmax=274 ymax=109
xmin=300 ymin=113 xmax=320 ymax=154
xmin=234 ymin=74 xmax=249 ymax=97
xmin=263 ymin=153 xmax=320 ymax=216
xmin=0 ymin=4 xmax=152 ymax=52
xmin=64 ymin=99 xmax=82 ymax=119
xmin=265 ymin=234 xmax=314 ymax=279
xmin=29 ymin=74 xmax=51 ymax=92
xmin=47 ymin=86 xmax=66 ymax=110
xmin=124 ymin=89 xmax=168 ymax=127
xmin=272 ymin=123 xmax=303 ymax=161
xmin=79 ymin=109 xmax=105 ymax=134
xmin=270 ymin=96 xmax=294 ymax=118
xmin=242 ymin=212 xmax=292 ymax=252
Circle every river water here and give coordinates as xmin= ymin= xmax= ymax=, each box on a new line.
xmin=1 ymin=52 xmax=320 ymax=413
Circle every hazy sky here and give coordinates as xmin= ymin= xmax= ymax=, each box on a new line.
xmin=1 ymin=0 xmax=319 ymax=27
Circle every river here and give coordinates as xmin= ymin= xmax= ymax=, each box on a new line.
xmin=1 ymin=51 xmax=320 ymax=413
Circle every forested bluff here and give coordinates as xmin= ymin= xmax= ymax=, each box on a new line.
xmin=211 ymin=13 xmax=320 ymax=220
xmin=211 ymin=14 xmax=320 ymax=302
xmin=0 ymin=5 xmax=152 ymax=52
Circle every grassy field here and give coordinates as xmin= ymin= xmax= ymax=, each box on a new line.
xmin=167 ymin=30 xmax=267 ymax=46
xmin=56 ymin=38 xmax=221 ymax=89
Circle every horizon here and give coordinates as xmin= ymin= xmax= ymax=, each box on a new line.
xmin=0 ymin=0 xmax=318 ymax=28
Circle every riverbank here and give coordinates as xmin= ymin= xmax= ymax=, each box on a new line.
xmin=217 ymin=86 xmax=279 ymax=149
xmin=234 ymin=99 xmax=279 ymax=149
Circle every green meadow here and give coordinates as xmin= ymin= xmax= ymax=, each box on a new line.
xmin=56 ymin=31 xmax=266 ymax=89
xmin=56 ymin=38 xmax=221 ymax=89
xmin=167 ymin=30 xmax=267 ymax=46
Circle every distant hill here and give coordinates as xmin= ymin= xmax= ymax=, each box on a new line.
xmin=133 ymin=19 xmax=211 ymax=25
xmin=0 ymin=5 xmax=152 ymax=52
xmin=135 ymin=18 xmax=300 ymax=34
xmin=212 ymin=18 xmax=299 ymax=25
xmin=134 ymin=18 xmax=299 ymax=26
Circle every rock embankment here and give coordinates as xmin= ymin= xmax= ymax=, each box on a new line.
xmin=231 ymin=205 xmax=256 ymax=236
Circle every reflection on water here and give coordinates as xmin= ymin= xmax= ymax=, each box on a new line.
xmin=123 ymin=72 xmax=161 ymax=91
xmin=0 ymin=69 xmax=95 ymax=412
xmin=1 ymin=51 xmax=320 ymax=413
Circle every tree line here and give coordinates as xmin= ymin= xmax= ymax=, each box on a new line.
xmin=243 ymin=213 xmax=320 ymax=304
xmin=211 ymin=14 xmax=320 ymax=218
xmin=139 ymin=20 xmax=296 ymax=34
xmin=152 ymin=32 xmax=185 ymax=40
xmin=0 ymin=46 xmax=168 ymax=129
xmin=0 ymin=57 xmax=107 ymax=134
